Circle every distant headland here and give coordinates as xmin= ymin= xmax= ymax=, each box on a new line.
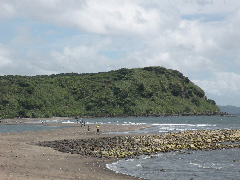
xmin=0 ymin=66 xmax=220 ymax=119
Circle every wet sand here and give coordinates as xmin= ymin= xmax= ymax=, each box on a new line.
xmin=0 ymin=118 xmax=147 ymax=180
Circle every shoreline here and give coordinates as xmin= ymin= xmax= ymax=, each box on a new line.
xmin=0 ymin=117 xmax=71 ymax=124
xmin=1 ymin=117 xmax=240 ymax=179
xmin=0 ymin=119 xmax=148 ymax=180
xmin=0 ymin=110 xmax=234 ymax=124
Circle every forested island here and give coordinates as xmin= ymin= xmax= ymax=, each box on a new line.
xmin=0 ymin=66 xmax=220 ymax=119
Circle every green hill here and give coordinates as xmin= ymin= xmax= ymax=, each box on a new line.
xmin=0 ymin=66 xmax=219 ymax=119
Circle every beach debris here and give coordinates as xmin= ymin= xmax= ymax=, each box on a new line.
xmin=37 ymin=129 xmax=240 ymax=158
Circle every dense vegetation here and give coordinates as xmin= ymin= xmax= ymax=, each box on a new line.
xmin=0 ymin=66 xmax=219 ymax=119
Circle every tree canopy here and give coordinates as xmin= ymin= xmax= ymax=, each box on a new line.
xmin=0 ymin=66 xmax=219 ymax=119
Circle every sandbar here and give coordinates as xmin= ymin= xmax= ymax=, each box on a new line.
xmin=0 ymin=118 xmax=147 ymax=180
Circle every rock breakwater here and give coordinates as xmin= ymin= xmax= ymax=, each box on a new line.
xmin=37 ymin=129 xmax=240 ymax=158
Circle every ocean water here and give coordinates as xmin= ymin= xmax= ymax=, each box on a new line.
xmin=98 ymin=116 xmax=240 ymax=180
xmin=86 ymin=115 xmax=240 ymax=134
xmin=107 ymin=148 xmax=240 ymax=180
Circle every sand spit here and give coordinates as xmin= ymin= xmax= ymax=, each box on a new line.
xmin=0 ymin=122 xmax=147 ymax=180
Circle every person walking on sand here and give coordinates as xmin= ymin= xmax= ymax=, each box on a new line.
xmin=88 ymin=125 xmax=90 ymax=132
xmin=96 ymin=125 xmax=100 ymax=134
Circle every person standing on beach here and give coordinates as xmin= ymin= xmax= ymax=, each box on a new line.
xmin=96 ymin=125 xmax=100 ymax=134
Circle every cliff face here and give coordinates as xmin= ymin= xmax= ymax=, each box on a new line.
xmin=0 ymin=66 xmax=219 ymax=118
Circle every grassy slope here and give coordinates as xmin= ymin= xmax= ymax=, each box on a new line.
xmin=0 ymin=66 xmax=219 ymax=118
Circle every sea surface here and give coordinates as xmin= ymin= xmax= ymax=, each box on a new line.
xmin=1 ymin=116 xmax=240 ymax=179
xmin=0 ymin=124 xmax=69 ymax=133
xmin=102 ymin=116 xmax=240 ymax=180
xmin=107 ymin=148 xmax=240 ymax=180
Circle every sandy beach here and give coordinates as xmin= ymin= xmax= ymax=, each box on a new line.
xmin=0 ymin=118 xmax=147 ymax=180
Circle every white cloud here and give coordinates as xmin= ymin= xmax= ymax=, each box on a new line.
xmin=0 ymin=45 xmax=13 ymax=69
xmin=62 ymin=0 xmax=162 ymax=36
xmin=48 ymin=39 xmax=115 ymax=73
xmin=1 ymin=0 xmax=162 ymax=37
xmin=174 ymin=0 xmax=240 ymax=15
xmin=215 ymin=72 xmax=240 ymax=95
xmin=193 ymin=72 xmax=240 ymax=106
xmin=193 ymin=72 xmax=240 ymax=97
xmin=0 ymin=2 xmax=15 ymax=18
xmin=1 ymin=0 xmax=240 ymax=106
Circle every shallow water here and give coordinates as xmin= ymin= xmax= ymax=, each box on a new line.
xmin=102 ymin=116 xmax=240 ymax=134
xmin=103 ymin=116 xmax=240 ymax=180
xmin=21 ymin=115 xmax=240 ymax=135
xmin=0 ymin=124 xmax=68 ymax=133
xmin=107 ymin=148 xmax=240 ymax=180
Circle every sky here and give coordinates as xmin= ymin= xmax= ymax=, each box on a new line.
xmin=0 ymin=0 xmax=240 ymax=107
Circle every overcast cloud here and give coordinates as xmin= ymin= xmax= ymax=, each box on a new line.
xmin=0 ymin=0 xmax=240 ymax=107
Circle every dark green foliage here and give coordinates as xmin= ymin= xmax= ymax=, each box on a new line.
xmin=169 ymin=83 xmax=182 ymax=97
xmin=0 ymin=66 xmax=220 ymax=118
xmin=191 ymin=97 xmax=201 ymax=107
xmin=207 ymin=99 xmax=216 ymax=105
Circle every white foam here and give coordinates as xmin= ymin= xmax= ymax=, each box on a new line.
xmin=136 ymin=164 xmax=142 ymax=168
xmin=189 ymin=162 xmax=222 ymax=170
xmin=126 ymin=159 xmax=134 ymax=162
xmin=159 ymin=130 xmax=169 ymax=133
xmin=121 ymin=122 xmax=146 ymax=126
xmin=106 ymin=163 xmax=120 ymax=173
xmin=142 ymin=156 xmax=151 ymax=160
xmin=62 ymin=120 xmax=74 ymax=123
xmin=152 ymin=123 xmax=216 ymax=127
